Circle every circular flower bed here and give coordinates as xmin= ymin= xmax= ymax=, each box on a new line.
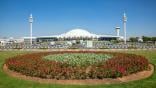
xmin=5 ymin=51 xmax=149 ymax=80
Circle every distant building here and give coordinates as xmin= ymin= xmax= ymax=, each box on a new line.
xmin=0 ymin=28 xmax=124 ymax=45
xmin=0 ymin=38 xmax=24 ymax=46
xmin=36 ymin=28 xmax=124 ymax=43
xmin=23 ymin=37 xmax=36 ymax=44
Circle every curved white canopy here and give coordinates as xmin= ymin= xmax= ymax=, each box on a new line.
xmin=36 ymin=28 xmax=123 ymax=39
xmin=57 ymin=29 xmax=98 ymax=38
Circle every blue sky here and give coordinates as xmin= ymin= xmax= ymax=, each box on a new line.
xmin=0 ymin=0 xmax=156 ymax=38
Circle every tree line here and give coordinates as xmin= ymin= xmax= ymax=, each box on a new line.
xmin=129 ymin=36 xmax=156 ymax=42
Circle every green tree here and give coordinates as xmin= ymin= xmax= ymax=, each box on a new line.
xmin=151 ymin=37 xmax=156 ymax=42
xmin=129 ymin=37 xmax=138 ymax=42
xmin=142 ymin=36 xmax=151 ymax=42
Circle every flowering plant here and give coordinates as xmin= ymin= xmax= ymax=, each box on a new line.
xmin=5 ymin=51 xmax=149 ymax=79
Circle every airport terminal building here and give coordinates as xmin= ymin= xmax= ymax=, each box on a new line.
xmin=0 ymin=28 xmax=124 ymax=48
xmin=36 ymin=28 xmax=123 ymax=43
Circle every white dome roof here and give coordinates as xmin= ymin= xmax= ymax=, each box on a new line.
xmin=58 ymin=29 xmax=98 ymax=38
xmin=38 ymin=28 xmax=124 ymax=39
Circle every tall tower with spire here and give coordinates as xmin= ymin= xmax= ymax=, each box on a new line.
xmin=123 ymin=12 xmax=127 ymax=44
xmin=29 ymin=14 xmax=33 ymax=45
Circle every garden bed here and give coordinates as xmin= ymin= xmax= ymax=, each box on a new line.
xmin=4 ymin=51 xmax=154 ymax=85
xmin=3 ymin=64 xmax=154 ymax=85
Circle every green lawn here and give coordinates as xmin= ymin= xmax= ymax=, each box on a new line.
xmin=0 ymin=50 xmax=156 ymax=88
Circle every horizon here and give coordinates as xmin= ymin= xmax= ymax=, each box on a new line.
xmin=0 ymin=0 xmax=156 ymax=38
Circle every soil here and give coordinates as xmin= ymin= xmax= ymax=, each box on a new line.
xmin=3 ymin=64 xmax=154 ymax=85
